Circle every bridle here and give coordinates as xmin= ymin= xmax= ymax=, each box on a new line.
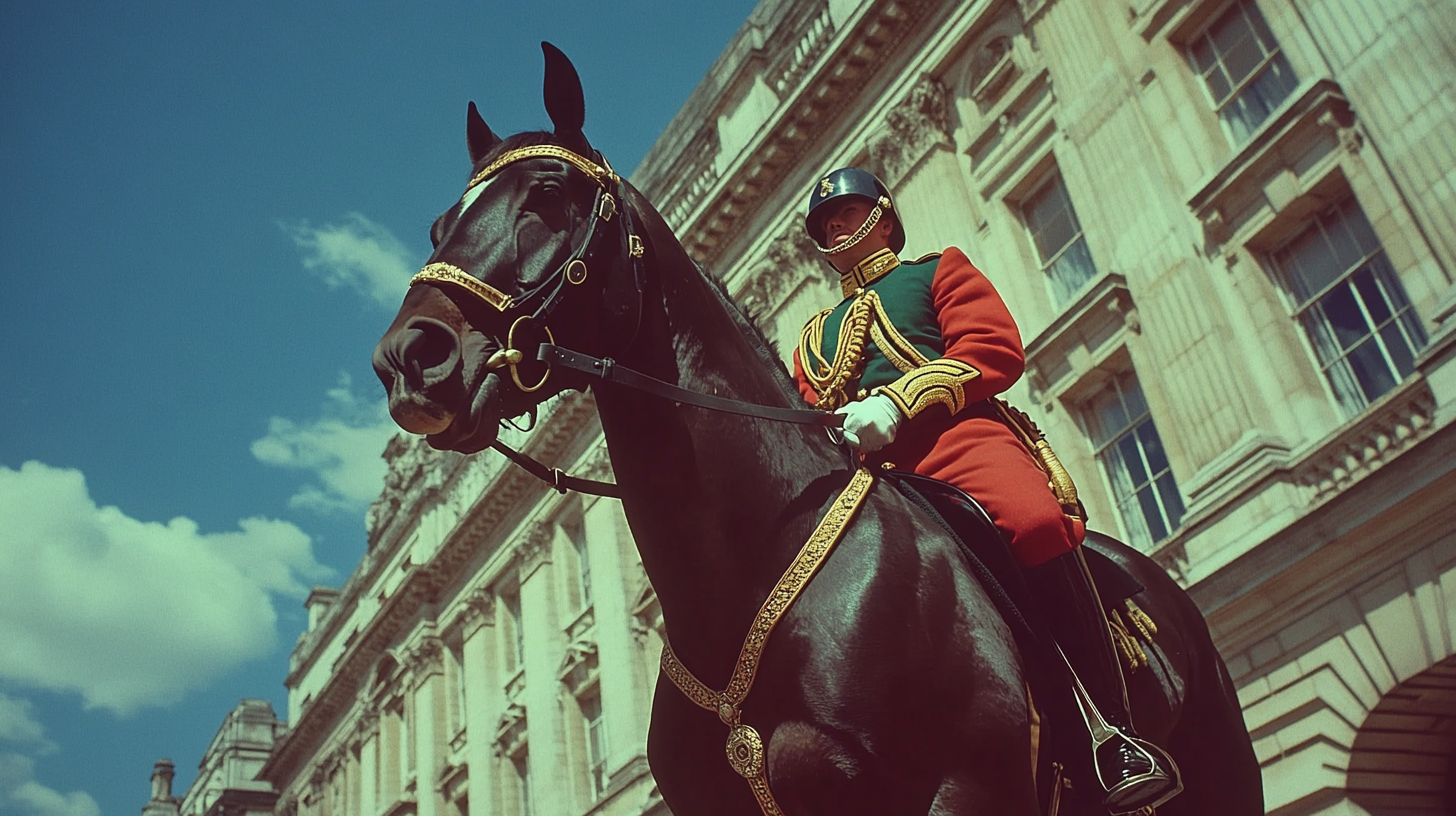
xmin=409 ymin=144 xmax=646 ymax=393
xmin=407 ymin=143 xmax=843 ymax=498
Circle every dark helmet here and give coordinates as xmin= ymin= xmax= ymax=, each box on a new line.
xmin=804 ymin=167 xmax=905 ymax=254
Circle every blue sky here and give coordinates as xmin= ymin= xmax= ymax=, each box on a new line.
xmin=0 ymin=2 xmax=755 ymax=813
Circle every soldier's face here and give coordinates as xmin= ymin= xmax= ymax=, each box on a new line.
xmin=818 ymin=198 xmax=895 ymax=273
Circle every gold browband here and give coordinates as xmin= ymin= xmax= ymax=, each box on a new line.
xmin=466 ymin=145 xmax=618 ymax=192
xmin=660 ymin=466 xmax=875 ymax=814
xmin=410 ymin=262 xmax=514 ymax=312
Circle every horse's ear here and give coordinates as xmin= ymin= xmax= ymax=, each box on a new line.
xmin=541 ymin=42 xmax=586 ymax=147
xmin=467 ymin=101 xmax=501 ymax=163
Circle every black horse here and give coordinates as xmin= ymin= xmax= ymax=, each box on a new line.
xmin=373 ymin=44 xmax=1262 ymax=816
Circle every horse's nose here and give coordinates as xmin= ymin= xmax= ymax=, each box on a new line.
xmin=373 ymin=316 xmax=462 ymax=394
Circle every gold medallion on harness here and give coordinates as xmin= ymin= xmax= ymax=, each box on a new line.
xmin=725 ymin=724 xmax=766 ymax=778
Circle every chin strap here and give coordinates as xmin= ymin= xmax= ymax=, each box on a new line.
xmin=816 ymin=195 xmax=892 ymax=256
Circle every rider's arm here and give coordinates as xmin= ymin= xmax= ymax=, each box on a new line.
xmin=876 ymin=247 xmax=1025 ymax=419
xmin=791 ymin=349 xmax=820 ymax=406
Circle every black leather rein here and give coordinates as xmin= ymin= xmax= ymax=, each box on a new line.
xmin=492 ymin=343 xmax=844 ymax=499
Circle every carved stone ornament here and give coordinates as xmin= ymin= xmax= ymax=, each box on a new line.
xmin=462 ymin=586 xmax=496 ymax=631
xmin=406 ymin=637 xmax=445 ymax=683
xmin=557 ymin=638 xmax=600 ymax=693
xmin=869 ymin=75 xmax=952 ymax=187
xmin=515 ymin=520 xmax=554 ymax=575
xmin=741 ymin=229 xmax=823 ymax=314
xmin=577 ymin=446 xmax=614 ymax=484
xmin=969 ymin=36 xmax=1017 ymax=104
xmin=494 ymin=702 xmax=528 ymax=756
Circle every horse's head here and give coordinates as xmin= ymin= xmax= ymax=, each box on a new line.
xmin=373 ymin=43 xmax=645 ymax=453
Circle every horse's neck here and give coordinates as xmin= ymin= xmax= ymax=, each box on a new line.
xmin=593 ymin=230 xmax=839 ymax=673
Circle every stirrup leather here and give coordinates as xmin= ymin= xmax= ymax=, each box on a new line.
xmin=1059 ymin=646 xmax=1184 ymax=814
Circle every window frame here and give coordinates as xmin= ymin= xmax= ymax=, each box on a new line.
xmin=1078 ymin=370 xmax=1186 ymax=550
xmin=1017 ymin=170 xmax=1099 ymax=309
xmin=1184 ymin=0 xmax=1300 ymax=144
xmin=1267 ymin=197 xmax=1427 ymax=415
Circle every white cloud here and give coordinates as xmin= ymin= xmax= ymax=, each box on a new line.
xmin=283 ymin=212 xmax=416 ymax=308
xmin=0 ymin=694 xmax=51 ymax=753
xmin=0 ymin=462 xmax=332 ymax=715
xmin=0 ymin=753 xmax=99 ymax=816
xmin=251 ymin=373 xmax=399 ymax=514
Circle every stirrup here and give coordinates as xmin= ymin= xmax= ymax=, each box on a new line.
xmin=1059 ymin=647 xmax=1183 ymax=814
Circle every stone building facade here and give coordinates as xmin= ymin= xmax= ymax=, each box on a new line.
xmin=165 ymin=0 xmax=1456 ymax=814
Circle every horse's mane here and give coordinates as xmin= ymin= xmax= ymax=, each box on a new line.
xmin=697 ymin=263 xmax=804 ymax=408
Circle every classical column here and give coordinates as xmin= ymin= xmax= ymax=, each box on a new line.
xmin=356 ymin=713 xmax=380 ymax=816
xmin=461 ymin=588 xmax=502 ymax=814
xmin=516 ymin=521 xmax=572 ymax=814
xmin=407 ymin=638 xmax=446 ymax=816
xmin=581 ymin=496 xmax=651 ymax=780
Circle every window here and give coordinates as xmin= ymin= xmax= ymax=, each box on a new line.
xmin=562 ymin=515 xmax=593 ymax=609
xmin=1188 ymin=0 xmax=1299 ymax=143
xmin=1022 ymin=173 xmax=1098 ymax=307
xmin=580 ymin=690 xmax=609 ymax=798
xmin=1272 ymin=198 xmax=1426 ymax=414
xmin=1081 ymin=372 xmax=1185 ymax=549
xmin=446 ymin=640 xmax=467 ymax=737
xmin=511 ymin=749 xmax=533 ymax=816
xmin=503 ymin=590 xmax=525 ymax=674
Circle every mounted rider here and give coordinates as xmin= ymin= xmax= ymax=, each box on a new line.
xmin=791 ymin=167 xmax=1182 ymax=814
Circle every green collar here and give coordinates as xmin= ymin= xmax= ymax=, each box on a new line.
xmin=838 ymin=248 xmax=900 ymax=297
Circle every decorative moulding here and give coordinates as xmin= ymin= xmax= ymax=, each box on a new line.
xmin=869 ymin=73 xmax=951 ymax=188
xmin=1187 ymin=79 xmax=1353 ymax=254
xmin=1022 ymin=273 xmax=1136 ymax=405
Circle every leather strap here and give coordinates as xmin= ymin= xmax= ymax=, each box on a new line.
xmin=489 ymin=440 xmax=621 ymax=498
xmin=539 ymin=344 xmax=844 ymax=427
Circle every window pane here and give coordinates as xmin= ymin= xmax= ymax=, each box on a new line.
xmin=1135 ymin=485 xmax=1169 ymax=542
xmin=1354 ymin=267 xmax=1392 ymax=324
xmin=1279 ymin=225 xmax=1342 ymax=303
xmin=1047 ymin=238 xmax=1097 ymax=305
xmin=1116 ymin=434 xmax=1150 ymax=488
xmin=1346 ymin=337 xmax=1397 ymax=402
xmin=1189 ymin=37 xmax=1217 ymax=73
xmin=1203 ymin=66 xmax=1232 ymax=104
xmin=1210 ymin=4 xmax=1253 ymax=56
xmin=1136 ymin=421 xmax=1171 ymax=474
xmin=1379 ymin=322 xmax=1417 ymax=379
xmin=1326 ymin=208 xmax=1367 ymax=271
xmin=1156 ymin=472 xmax=1186 ymax=530
xmin=1319 ymin=284 xmax=1373 ymax=351
xmin=1221 ymin=32 xmax=1266 ymax=85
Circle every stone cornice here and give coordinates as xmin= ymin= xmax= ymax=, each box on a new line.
xmin=635 ymin=0 xmax=939 ymax=265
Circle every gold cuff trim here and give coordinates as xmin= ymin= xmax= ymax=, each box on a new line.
xmin=838 ymin=248 xmax=900 ymax=297
xmin=878 ymin=358 xmax=981 ymax=418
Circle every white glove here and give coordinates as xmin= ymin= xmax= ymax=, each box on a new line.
xmin=834 ymin=393 xmax=904 ymax=453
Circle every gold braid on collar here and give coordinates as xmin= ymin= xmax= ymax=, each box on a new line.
xmin=839 ymin=248 xmax=901 ymax=297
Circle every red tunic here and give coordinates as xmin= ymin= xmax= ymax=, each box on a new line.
xmin=793 ymin=247 xmax=1081 ymax=566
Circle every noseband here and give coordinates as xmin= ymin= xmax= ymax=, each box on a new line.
xmin=409 ymin=144 xmax=646 ymax=391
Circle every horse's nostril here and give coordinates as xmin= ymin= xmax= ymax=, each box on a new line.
xmin=394 ymin=317 xmax=462 ymax=391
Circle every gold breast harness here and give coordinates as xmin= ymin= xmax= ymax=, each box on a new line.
xmin=659 ymin=466 xmax=875 ymax=814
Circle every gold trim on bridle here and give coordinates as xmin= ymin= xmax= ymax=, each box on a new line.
xmin=660 ymin=466 xmax=875 ymax=815
xmin=410 ymin=262 xmax=514 ymax=312
xmin=466 ymin=144 xmax=618 ymax=192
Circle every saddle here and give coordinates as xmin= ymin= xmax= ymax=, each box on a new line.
xmin=884 ymin=470 xmax=1151 ymax=811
